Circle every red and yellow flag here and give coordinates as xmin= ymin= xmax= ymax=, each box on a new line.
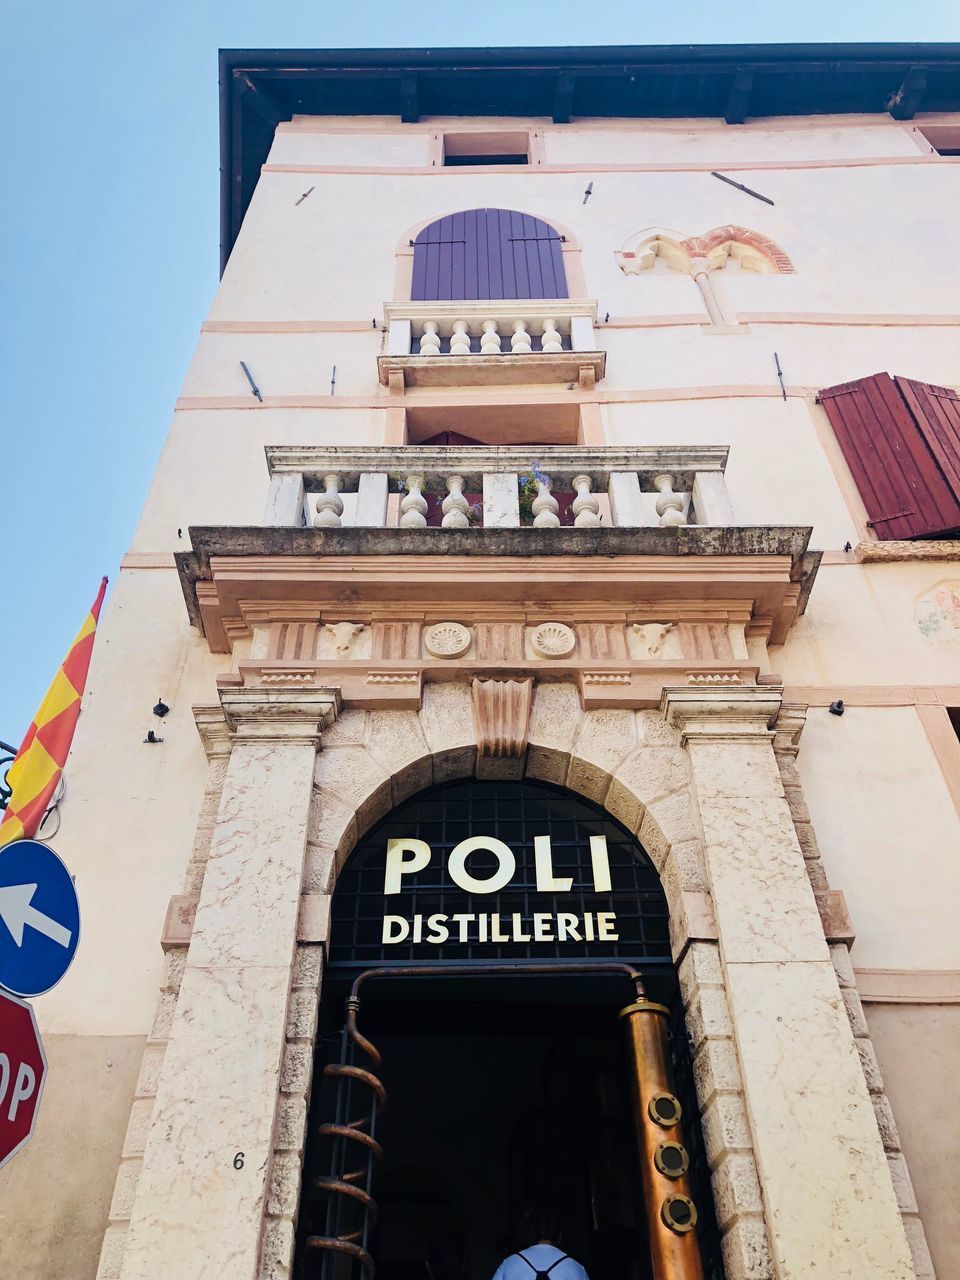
xmin=0 ymin=577 xmax=108 ymax=847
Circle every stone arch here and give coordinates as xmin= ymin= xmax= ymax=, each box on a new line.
xmin=304 ymin=681 xmax=770 ymax=1276
xmin=308 ymin=683 xmax=703 ymax=934
xmin=394 ymin=210 xmax=587 ymax=300
xmin=617 ymin=223 xmax=795 ymax=276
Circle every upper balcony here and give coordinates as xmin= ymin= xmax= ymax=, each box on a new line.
xmin=379 ymin=301 xmax=605 ymax=391
xmin=261 ymin=443 xmax=733 ymax=531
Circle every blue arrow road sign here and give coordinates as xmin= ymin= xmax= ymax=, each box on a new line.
xmin=0 ymin=840 xmax=80 ymax=997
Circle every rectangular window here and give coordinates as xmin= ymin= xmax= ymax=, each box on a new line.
xmin=915 ymin=125 xmax=960 ymax=157
xmin=442 ymin=131 xmax=530 ymax=167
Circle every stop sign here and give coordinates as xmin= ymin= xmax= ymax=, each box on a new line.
xmin=0 ymin=989 xmax=46 ymax=1171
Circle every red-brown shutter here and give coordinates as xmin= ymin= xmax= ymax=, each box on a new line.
xmin=818 ymin=372 xmax=960 ymax=540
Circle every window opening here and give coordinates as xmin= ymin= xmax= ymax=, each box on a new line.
xmin=442 ymin=132 xmax=531 ymax=167
xmin=915 ymin=125 xmax=960 ymax=156
xmin=444 ymin=153 xmax=528 ymax=166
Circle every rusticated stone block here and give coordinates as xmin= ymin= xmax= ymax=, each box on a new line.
xmin=711 ymin=1152 xmax=764 ymax=1230
xmin=267 ymin=1151 xmax=302 ymax=1218
xmin=281 ymin=1043 xmax=313 ymax=1097
xmin=678 ymin=940 xmax=723 ymax=1005
xmin=294 ymin=943 xmax=323 ymax=990
xmin=814 ymin=888 xmax=856 ymax=945
xmin=902 ymin=1215 xmax=935 ymax=1279
xmin=685 ymin=985 xmax=734 ymax=1050
xmin=276 ymin=1095 xmax=308 ymax=1152
xmin=286 ymin=988 xmax=319 ymax=1041
xmin=298 ymin=894 xmax=331 ymax=944
xmin=720 ymin=1218 xmax=775 ymax=1280
xmin=886 ymin=1153 xmax=918 ymax=1215
xmin=260 ymin=1216 xmax=296 ymax=1280
xmin=161 ymin=894 xmax=199 ymax=949
xmin=701 ymin=1093 xmax=753 ymax=1167
xmin=871 ymin=1091 xmax=901 ymax=1152
xmin=692 ymin=1037 xmax=742 ymax=1103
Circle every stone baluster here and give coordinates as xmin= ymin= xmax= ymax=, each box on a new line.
xmin=450 ymin=320 xmax=472 ymax=357
xmin=313 ymin=473 xmax=343 ymax=528
xmin=399 ymin=474 xmax=428 ymax=529
xmin=653 ymin=473 xmax=687 ymax=527
xmin=571 ymin=474 xmax=601 ymax=527
xmin=540 ymin=317 xmax=563 ymax=353
xmin=479 ymin=320 xmax=502 ymax=354
xmin=531 ymin=476 xmax=560 ymax=528
xmin=441 ymin=474 xmax=471 ymax=528
xmin=419 ymin=321 xmax=441 ymax=356
xmin=510 ymin=320 xmax=533 ymax=354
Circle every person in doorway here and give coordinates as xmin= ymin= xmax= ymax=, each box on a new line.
xmin=490 ymin=1207 xmax=589 ymax=1280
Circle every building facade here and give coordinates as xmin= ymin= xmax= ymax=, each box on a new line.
xmin=4 ymin=43 xmax=960 ymax=1280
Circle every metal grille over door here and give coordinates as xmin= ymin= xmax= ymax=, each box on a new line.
xmin=411 ymin=209 xmax=569 ymax=301
xmin=328 ymin=779 xmax=671 ymax=969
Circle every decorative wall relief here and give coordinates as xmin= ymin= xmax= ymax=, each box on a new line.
xmin=530 ymin=622 xmax=577 ymax=659
xmin=915 ymin=581 xmax=960 ymax=650
xmin=316 ymin=622 xmax=370 ymax=659
xmin=424 ymin=622 xmax=472 ymax=659
xmin=628 ymin=622 xmax=681 ymax=660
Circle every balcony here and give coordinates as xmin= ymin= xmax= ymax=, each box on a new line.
xmin=261 ymin=444 xmax=736 ymax=531
xmin=379 ymin=301 xmax=605 ymax=390
xmin=177 ymin=442 xmax=819 ymax=685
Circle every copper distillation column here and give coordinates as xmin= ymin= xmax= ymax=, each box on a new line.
xmin=620 ymin=999 xmax=705 ymax=1280
xmin=307 ymin=963 xmax=707 ymax=1280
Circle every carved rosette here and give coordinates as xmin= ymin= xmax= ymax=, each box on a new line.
xmin=530 ymin=622 xmax=576 ymax=659
xmin=424 ymin=622 xmax=472 ymax=659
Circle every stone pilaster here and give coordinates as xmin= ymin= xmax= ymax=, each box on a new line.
xmin=662 ymin=686 xmax=916 ymax=1280
xmin=118 ymin=687 xmax=339 ymax=1280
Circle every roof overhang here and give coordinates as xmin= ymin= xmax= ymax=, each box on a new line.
xmin=219 ymin=43 xmax=960 ymax=272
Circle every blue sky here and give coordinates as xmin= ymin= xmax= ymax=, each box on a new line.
xmin=1 ymin=0 xmax=958 ymax=744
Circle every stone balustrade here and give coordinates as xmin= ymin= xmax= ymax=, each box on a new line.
xmin=379 ymin=301 xmax=605 ymax=388
xmin=262 ymin=445 xmax=736 ymax=531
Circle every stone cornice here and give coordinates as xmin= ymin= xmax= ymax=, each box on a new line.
xmin=660 ymin=684 xmax=784 ymax=742
xmin=176 ymin=525 xmax=818 ymax=656
xmin=193 ymin=704 xmax=233 ymax=760
xmin=217 ymin=685 xmax=340 ymax=745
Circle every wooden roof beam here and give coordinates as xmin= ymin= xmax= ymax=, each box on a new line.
xmin=237 ymin=73 xmax=288 ymax=127
xmin=889 ymin=65 xmax=927 ymax=119
xmin=400 ymin=74 xmax=419 ymax=123
xmin=725 ymin=69 xmax=754 ymax=124
xmin=553 ymin=71 xmax=576 ymax=124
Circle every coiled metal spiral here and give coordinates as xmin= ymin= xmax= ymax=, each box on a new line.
xmin=306 ymin=996 xmax=387 ymax=1278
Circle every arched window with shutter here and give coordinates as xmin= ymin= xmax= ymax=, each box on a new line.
xmin=412 ymin=209 xmax=568 ymax=301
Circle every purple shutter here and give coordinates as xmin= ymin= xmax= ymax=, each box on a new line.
xmin=411 ymin=209 xmax=568 ymax=301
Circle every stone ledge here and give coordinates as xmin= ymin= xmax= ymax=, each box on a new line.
xmin=858 ymin=539 xmax=960 ymax=562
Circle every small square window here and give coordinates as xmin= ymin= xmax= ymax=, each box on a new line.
xmin=915 ymin=125 xmax=960 ymax=157
xmin=442 ymin=131 xmax=530 ymax=167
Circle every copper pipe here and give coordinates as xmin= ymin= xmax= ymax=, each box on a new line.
xmin=620 ymin=1001 xmax=705 ymax=1280
xmin=350 ymin=961 xmax=646 ymax=1002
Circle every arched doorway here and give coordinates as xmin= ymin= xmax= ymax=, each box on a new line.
xmin=412 ymin=210 xmax=569 ymax=301
xmin=294 ymin=780 xmax=721 ymax=1280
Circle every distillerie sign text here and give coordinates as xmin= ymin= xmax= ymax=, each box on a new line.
xmin=381 ymin=834 xmax=620 ymax=945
